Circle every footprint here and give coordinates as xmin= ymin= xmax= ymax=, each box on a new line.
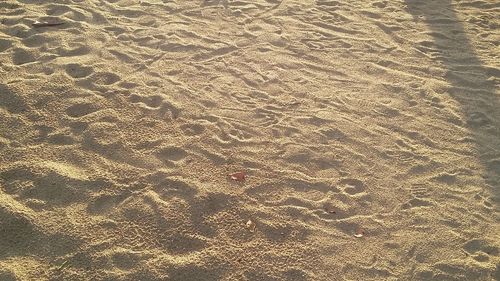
xmin=244 ymin=270 xmax=280 ymax=281
xmin=55 ymin=43 xmax=91 ymax=57
xmin=253 ymin=107 xmax=281 ymax=127
xmin=0 ymin=163 xmax=97 ymax=206
xmin=227 ymin=127 xmax=253 ymax=141
xmin=22 ymin=34 xmax=50 ymax=48
xmin=402 ymin=183 xmax=433 ymax=209
xmin=47 ymin=133 xmax=75 ymax=145
xmin=466 ymin=111 xmax=492 ymax=127
xmin=374 ymin=105 xmax=400 ymax=118
xmin=409 ymin=183 xmax=431 ymax=199
xmin=433 ymin=172 xmax=457 ymax=184
xmin=342 ymin=262 xmax=392 ymax=280
xmin=180 ymin=123 xmax=205 ymax=136
xmin=288 ymin=178 xmax=340 ymax=195
xmin=0 ymin=38 xmax=13 ymax=52
xmin=45 ymin=3 xmax=72 ymax=16
xmin=12 ymin=48 xmax=36 ymax=65
xmin=0 ymin=84 xmax=28 ymax=114
xmin=372 ymin=1 xmax=387 ymax=8
xmin=472 ymin=252 xmax=490 ymax=262
xmin=0 ymin=195 xmax=39 ymax=253
xmin=129 ymin=93 xmax=181 ymax=119
xmin=65 ymin=63 xmax=93 ymax=78
xmin=83 ymin=122 xmax=123 ymax=148
xmin=167 ymin=264 xmax=223 ymax=281
xmin=401 ymin=198 xmax=432 ymax=209
xmin=150 ymin=175 xmax=197 ymax=198
xmin=487 ymin=159 xmax=500 ymax=174
xmin=339 ymin=178 xmax=365 ymax=195
xmin=118 ymin=81 xmax=139 ymax=89
xmin=247 ymin=179 xmax=339 ymax=205
xmin=463 ymin=239 xmax=499 ymax=256
xmin=129 ymin=94 xmax=162 ymax=108
xmin=161 ymin=233 xmax=207 ymax=254
xmin=87 ymin=191 xmax=131 ymax=215
xmin=283 ymin=269 xmax=308 ymax=281
xmin=320 ymin=128 xmax=346 ymax=140
xmin=284 ymin=150 xmax=340 ymax=171
xmin=66 ymin=103 xmax=99 ymax=118
xmin=104 ymin=26 xmax=127 ymax=36
xmin=192 ymin=147 xmax=227 ymax=165
xmin=90 ymin=72 xmax=120 ymax=85
xmin=156 ymin=147 xmax=188 ymax=162
xmin=5 ymin=24 xmax=31 ymax=38
xmin=138 ymin=16 xmax=157 ymax=27
xmin=111 ymin=250 xmax=143 ymax=270
xmin=118 ymin=9 xmax=147 ymax=19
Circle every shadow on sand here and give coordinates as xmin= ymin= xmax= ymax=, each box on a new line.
xmin=404 ymin=0 xmax=499 ymax=201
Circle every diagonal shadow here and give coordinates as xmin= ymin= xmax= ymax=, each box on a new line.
xmin=404 ymin=0 xmax=500 ymax=202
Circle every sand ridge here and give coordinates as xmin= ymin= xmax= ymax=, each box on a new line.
xmin=0 ymin=0 xmax=499 ymax=280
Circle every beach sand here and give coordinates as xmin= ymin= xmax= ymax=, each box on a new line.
xmin=0 ymin=0 xmax=499 ymax=280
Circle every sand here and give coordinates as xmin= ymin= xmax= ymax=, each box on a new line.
xmin=0 ymin=0 xmax=499 ymax=280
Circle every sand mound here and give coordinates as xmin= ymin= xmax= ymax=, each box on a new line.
xmin=0 ymin=0 xmax=498 ymax=280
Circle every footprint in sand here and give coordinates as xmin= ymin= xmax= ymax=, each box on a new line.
xmin=86 ymin=191 xmax=131 ymax=215
xmin=402 ymin=183 xmax=433 ymax=209
xmin=463 ymin=239 xmax=499 ymax=257
xmin=167 ymin=265 xmax=221 ymax=281
xmin=180 ymin=123 xmax=205 ymax=136
xmin=22 ymin=34 xmax=50 ymax=48
xmin=0 ymin=84 xmax=28 ymax=114
xmin=89 ymin=72 xmax=121 ymax=85
xmin=128 ymin=93 xmax=181 ymax=119
xmin=65 ymin=63 xmax=93 ymax=78
xmin=156 ymin=147 xmax=189 ymax=163
xmin=47 ymin=133 xmax=75 ymax=145
xmin=65 ymin=103 xmax=99 ymax=118
xmin=0 ymin=38 xmax=13 ymax=52
xmin=338 ymin=178 xmax=365 ymax=195
xmin=110 ymin=250 xmax=144 ymax=270
xmin=12 ymin=48 xmax=36 ymax=65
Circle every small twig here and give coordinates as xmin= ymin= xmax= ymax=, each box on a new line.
xmin=32 ymin=20 xmax=64 ymax=28
xmin=56 ymin=260 xmax=70 ymax=271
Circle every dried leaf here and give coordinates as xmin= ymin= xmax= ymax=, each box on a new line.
xmin=229 ymin=171 xmax=245 ymax=181
xmin=246 ymin=220 xmax=256 ymax=232
xmin=32 ymin=19 xmax=65 ymax=28
xmin=354 ymin=228 xmax=365 ymax=238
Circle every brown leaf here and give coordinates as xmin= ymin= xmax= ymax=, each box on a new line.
xmin=229 ymin=171 xmax=245 ymax=181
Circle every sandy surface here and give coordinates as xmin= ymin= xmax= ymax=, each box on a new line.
xmin=0 ymin=0 xmax=499 ymax=280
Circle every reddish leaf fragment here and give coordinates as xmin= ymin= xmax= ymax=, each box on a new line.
xmin=354 ymin=228 xmax=365 ymax=238
xmin=229 ymin=171 xmax=245 ymax=181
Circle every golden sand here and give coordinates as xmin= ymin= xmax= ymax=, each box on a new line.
xmin=0 ymin=0 xmax=499 ymax=280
